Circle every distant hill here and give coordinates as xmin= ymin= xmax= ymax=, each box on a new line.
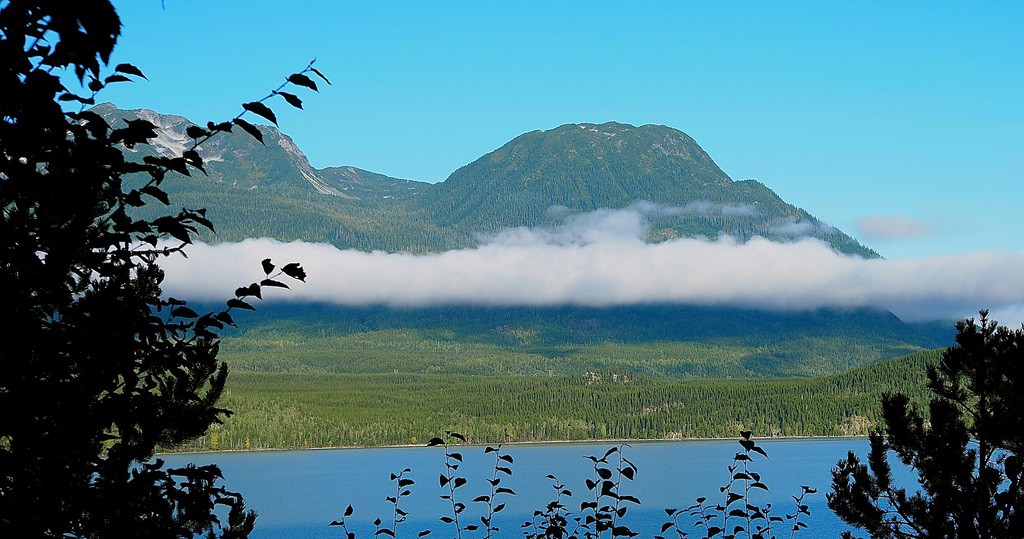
xmin=96 ymin=105 xmax=875 ymax=257
xmin=213 ymin=303 xmax=948 ymax=379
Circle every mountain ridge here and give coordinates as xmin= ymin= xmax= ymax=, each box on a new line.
xmin=97 ymin=104 xmax=875 ymax=257
xmin=415 ymin=121 xmax=873 ymax=256
xmin=91 ymin=104 xmax=948 ymax=379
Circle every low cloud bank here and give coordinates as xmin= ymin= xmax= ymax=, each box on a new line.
xmin=856 ymin=215 xmax=934 ymax=240
xmin=157 ymin=208 xmax=1024 ymax=324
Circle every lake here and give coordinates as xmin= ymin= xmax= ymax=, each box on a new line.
xmin=161 ymin=438 xmax=882 ymax=538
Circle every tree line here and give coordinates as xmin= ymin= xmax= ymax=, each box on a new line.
xmin=172 ymin=350 xmax=938 ymax=450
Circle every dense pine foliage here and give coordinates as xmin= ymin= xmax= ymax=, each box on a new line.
xmin=176 ymin=350 xmax=939 ymax=450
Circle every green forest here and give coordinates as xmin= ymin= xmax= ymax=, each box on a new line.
xmin=176 ymin=349 xmax=940 ymax=451
xmin=153 ymin=303 xmax=950 ymax=452
xmin=212 ymin=303 xmax=948 ymax=378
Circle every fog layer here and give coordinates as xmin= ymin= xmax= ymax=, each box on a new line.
xmin=157 ymin=208 xmax=1024 ymax=324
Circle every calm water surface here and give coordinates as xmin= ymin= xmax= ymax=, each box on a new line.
xmin=162 ymin=438 xmax=877 ymax=538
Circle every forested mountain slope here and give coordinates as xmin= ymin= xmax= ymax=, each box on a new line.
xmin=94 ymin=103 xmax=456 ymax=251
xmin=417 ymin=122 xmax=874 ymax=257
xmin=214 ymin=303 xmax=946 ymax=379
xmin=97 ymin=105 xmax=875 ymax=256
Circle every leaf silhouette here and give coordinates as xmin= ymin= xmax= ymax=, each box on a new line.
xmin=242 ymin=101 xmax=278 ymax=125
xmin=232 ymin=118 xmax=263 ymax=143
xmin=115 ymin=62 xmax=147 ymax=79
xmin=277 ymin=91 xmax=303 ymax=109
xmin=288 ymin=73 xmax=318 ymax=91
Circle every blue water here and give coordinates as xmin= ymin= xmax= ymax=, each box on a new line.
xmin=161 ymin=438 xmax=878 ymax=538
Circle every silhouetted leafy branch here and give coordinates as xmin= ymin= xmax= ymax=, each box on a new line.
xmin=330 ymin=503 xmax=357 ymax=539
xmin=522 ymin=474 xmax=578 ymax=539
xmin=1 ymin=3 xmax=318 ymax=536
xmin=334 ymin=433 xmax=815 ymax=539
xmin=479 ymin=445 xmax=515 ymax=539
xmin=579 ymin=445 xmax=640 ymax=538
xmin=669 ymin=432 xmax=816 ymax=539
xmin=430 ymin=431 xmax=472 ymax=538
xmin=69 ymin=58 xmax=327 ymax=261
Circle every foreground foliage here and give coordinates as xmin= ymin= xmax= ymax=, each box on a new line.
xmin=829 ymin=312 xmax=1024 ymax=538
xmin=333 ymin=432 xmax=815 ymax=539
xmin=0 ymin=2 xmax=315 ymax=536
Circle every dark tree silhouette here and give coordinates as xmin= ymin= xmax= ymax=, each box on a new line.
xmin=828 ymin=311 xmax=1024 ymax=538
xmin=0 ymin=2 xmax=323 ymax=536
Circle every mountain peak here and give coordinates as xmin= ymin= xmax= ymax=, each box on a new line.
xmin=419 ymin=120 xmax=735 ymax=227
xmin=92 ymin=103 xmax=350 ymax=195
xmin=498 ymin=121 xmax=734 ymax=184
xmin=416 ymin=121 xmax=875 ymax=257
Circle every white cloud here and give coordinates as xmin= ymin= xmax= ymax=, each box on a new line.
xmin=770 ymin=218 xmax=818 ymax=238
xmin=856 ymin=215 xmax=933 ymax=240
xmin=721 ymin=204 xmax=758 ymax=217
xmin=156 ymin=207 xmax=1024 ymax=324
xmin=538 ymin=200 xmax=758 ymax=224
xmin=634 ymin=199 xmax=758 ymax=218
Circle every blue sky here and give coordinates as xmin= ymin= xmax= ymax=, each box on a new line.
xmin=95 ymin=1 xmax=1022 ymax=260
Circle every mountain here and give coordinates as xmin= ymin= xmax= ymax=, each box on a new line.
xmin=96 ymin=105 xmax=875 ymax=257
xmin=418 ymin=122 xmax=874 ymax=256
xmin=91 ymin=104 xmax=944 ymax=378
xmin=214 ymin=303 xmax=947 ymax=378
xmin=417 ymin=121 xmax=734 ymax=228
xmin=93 ymin=103 xmax=462 ymax=251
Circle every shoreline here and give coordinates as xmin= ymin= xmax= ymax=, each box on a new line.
xmin=157 ymin=434 xmax=869 ymax=457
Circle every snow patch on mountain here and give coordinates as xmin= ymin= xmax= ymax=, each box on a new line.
xmin=129 ymin=109 xmax=190 ymax=158
xmin=301 ymin=169 xmax=357 ymax=198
